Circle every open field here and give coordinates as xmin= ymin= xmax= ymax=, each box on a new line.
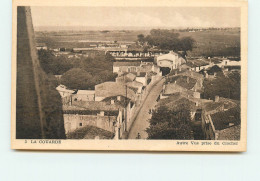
xmin=35 ymin=30 xmax=150 ymax=49
xmin=35 ymin=28 xmax=240 ymax=57
xmin=178 ymin=29 xmax=240 ymax=57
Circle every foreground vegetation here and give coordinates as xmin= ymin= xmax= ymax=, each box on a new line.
xmin=146 ymin=106 xmax=193 ymax=140
xmin=203 ymin=71 xmax=241 ymax=100
xmin=38 ymin=49 xmax=117 ymax=90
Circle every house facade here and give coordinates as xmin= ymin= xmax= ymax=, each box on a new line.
xmin=156 ymin=51 xmax=186 ymax=70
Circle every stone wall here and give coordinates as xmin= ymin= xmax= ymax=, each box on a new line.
xmin=64 ymin=114 xmax=117 ymax=134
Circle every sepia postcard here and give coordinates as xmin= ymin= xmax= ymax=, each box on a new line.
xmin=11 ymin=0 xmax=248 ymax=152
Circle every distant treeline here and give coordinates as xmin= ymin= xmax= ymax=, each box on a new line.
xmin=137 ymin=29 xmax=195 ymax=56
xmin=177 ymin=27 xmax=240 ymax=32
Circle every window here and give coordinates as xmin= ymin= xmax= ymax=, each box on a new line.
xmin=79 ymin=123 xmax=82 ymax=126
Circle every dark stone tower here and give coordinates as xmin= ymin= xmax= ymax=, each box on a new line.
xmin=16 ymin=6 xmax=66 ymax=139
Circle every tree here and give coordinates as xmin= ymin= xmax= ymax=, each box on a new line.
xmin=38 ymin=49 xmax=55 ymax=74
xmin=207 ymin=65 xmax=223 ymax=75
xmin=137 ymin=34 xmax=145 ymax=45
xmin=38 ymin=49 xmax=72 ymax=75
xmin=61 ymin=68 xmax=95 ymax=90
xmin=146 ymin=106 xmax=193 ymax=139
xmin=180 ymin=36 xmax=195 ymax=55
xmin=203 ymin=72 xmax=240 ymax=100
xmin=138 ymin=29 xmax=195 ymax=53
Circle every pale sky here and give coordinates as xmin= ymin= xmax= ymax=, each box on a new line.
xmin=31 ymin=7 xmax=240 ymax=29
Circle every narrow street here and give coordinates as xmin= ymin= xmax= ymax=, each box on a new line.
xmin=128 ymin=78 xmax=165 ymax=139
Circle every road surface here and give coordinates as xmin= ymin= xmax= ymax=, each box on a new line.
xmin=128 ymin=78 xmax=165 ymax=139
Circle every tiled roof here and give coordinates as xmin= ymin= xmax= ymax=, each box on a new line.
xmin=158 ymin=93 xmax=198 ymax=111
xmin=179 ymin=71 xmax=204 ymax=80
xmin=203 ymin=101 xmax=224 ymax=113
xmin=167 ymin=75 xmax=197 ymax=90
xmin=186 ymin=58 xmax=209 ymax=67
xmin=147 ymin=71 xmax=158 ymax=76
xmin=124 ymin=73 xmax=136 ymax=81
xmin=140 ymin=64 xmax=153 ymax=72
xmin=126 ymin=81 xmax=143 ymax=89
xmin=217 ymin=125 xmax=240 ymax=140
xmin=163 ymin=83 xmax=189 ymax=95
xmin=116 ymin=73 xmax=136 ymax=83
xmin=210 ymin=57 xmax=223 ymax=64
xmin=179 ymin=64 xmax=191 ymax=70
xmin=95 ymin=82 xmax=136 ymax=101
xmin=102 ymin=96 xmax=132 ymax=107
xmin=202 ymin=97 xmax=238 ymax=113
xmin=210 ymin=107 xmax=241 ymax=131
xmin=67 ymin=126 xmax=114 ymax=139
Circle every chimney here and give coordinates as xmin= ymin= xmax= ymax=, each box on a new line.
xmin=215 ymin=95 xmax=219 ymax=102
xmin=205 ymin=72 xmax=209 ymax=78
xmin=195 ymin=101 xmax=199 ymax=107
xmin=99 ymin=111 xmax=104 ymax=116
xmin=111 ymin=99 xmax=115 ymax=104
xmin=193 ymin=92 xmax=200 ymax=99
xmin=229 ymin=123 xmax=235 ymax=127
xmin=117 ymin=96 xmax=121 ymax=101
xmin=174 ymin=80 xmax=177 ymax=84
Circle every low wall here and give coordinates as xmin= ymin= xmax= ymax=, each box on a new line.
xmin=64 ymin=114 xmax=117 ymax=134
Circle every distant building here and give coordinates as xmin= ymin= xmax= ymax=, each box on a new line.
xmin=95 ymin=82 xmax=137 ymax=102
xmin=73 ymin=90 xmax=95 ymax=101
xmin=116 ymin=72 xmax=137 ymax=83
xmin=72 ymin=48 xmax=94 ymax=53
xmin=120 ymin=44 xmax=128 ymax=48
xmin=63 ymin=93 xmax=136 ymax=139
xmin=36 ymin=43 xmax=47 ymax=50
xmin=156 ymin=92 xmax=202 ymax=121
xmin=201 ymin=96 xmax=240 ymax=140
xmin=156 ymin=51 xmax=186 ymax=70
xmin=220 ymin=59 xmax=241 ymax=67
xmin=161 ymin=82 xmax=194 ymax=99
xmin=63 ymin=103 xmax=122 ymax=138
xmin=135 ymin=72 xmax=148 ymax=86
xmin=202 ymin=107 xmax=240 ymax=140
xmin=113 ymin=62 xmax=141 ymax=73
xmin=56 ymin=85 xmax=76 ymax=98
